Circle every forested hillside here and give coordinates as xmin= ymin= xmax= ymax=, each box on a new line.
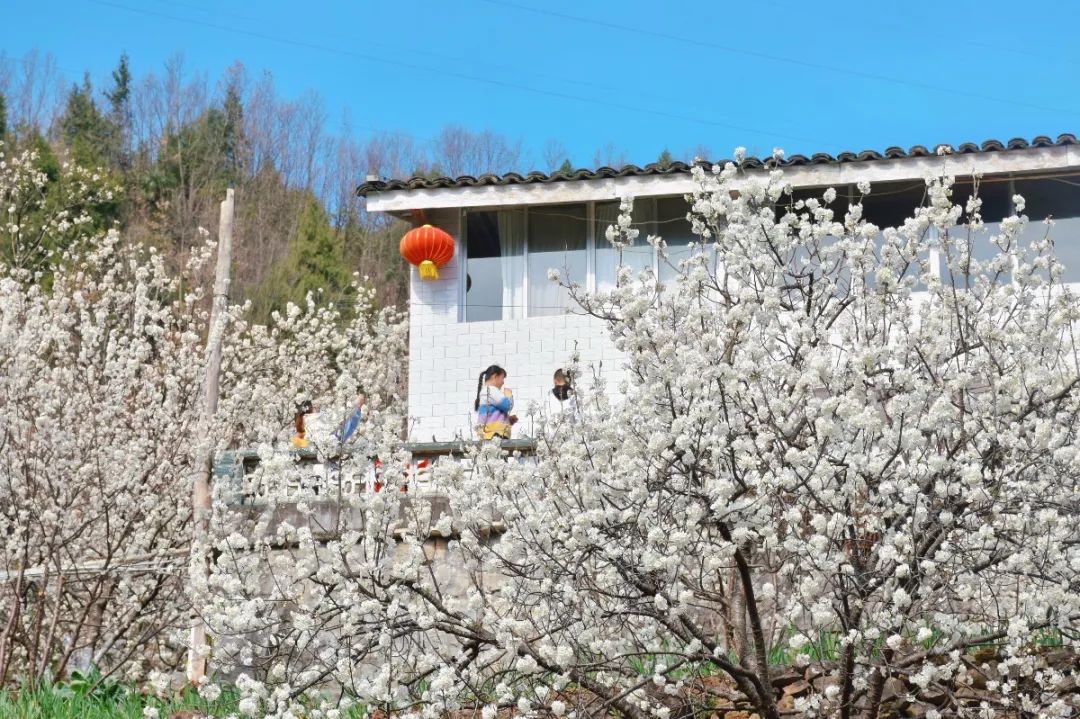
xmin=0 ymin=50 xmax=568 ymax=319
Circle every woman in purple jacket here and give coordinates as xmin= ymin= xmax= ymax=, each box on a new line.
xmin=474 ymin=365 xmax=515 ymax=440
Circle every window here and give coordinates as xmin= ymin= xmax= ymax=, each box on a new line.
xmin=1014 ymin=176 xmax=1080 ymax=283
xmin=777 ymin=186 xmax=854 ymax=295
xmin=656 ymin=197 xmax=697 ymax=282
xmin=457 ymin=177 xmax=1080 ymax=324
xmin=527 ymin=204 xmax=588 ymax=316
xmin=859 ymin=181 xmax=931 ymax=289
xmin=860 ymin=182 xmax=926 ymax=230
xmin=595 ymin=199 xmax=656 ymax=291
xmin=780 ymin=186 xmax=852 ymax=223
xmin=941 ymin=179 xmax=1012 ymax=287
xmin=465 ymin=209 xmax=524 ymax=321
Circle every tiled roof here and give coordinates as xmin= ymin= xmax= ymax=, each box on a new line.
xmin=356 ymin=133 xmax=1079 ymax=197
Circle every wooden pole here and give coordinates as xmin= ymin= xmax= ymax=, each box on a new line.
xmin=187 ymin=188 xmax=234 ymax=684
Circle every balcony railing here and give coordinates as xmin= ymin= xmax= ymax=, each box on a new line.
xmin=214 ymin=440 xmax=536 ymax=542
xmin=215 ymin=439 xmax=537 ymax=507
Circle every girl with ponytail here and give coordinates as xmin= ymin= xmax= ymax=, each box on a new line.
xmin=474 ymin=364 xmax=515 ymax=440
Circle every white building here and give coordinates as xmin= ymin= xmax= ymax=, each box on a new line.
xmin=359 ymin=135 xmax=1080 ymax=442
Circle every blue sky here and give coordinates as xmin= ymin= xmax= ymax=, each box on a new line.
xmin=4 ymin=0 xmax=1078 ymax=172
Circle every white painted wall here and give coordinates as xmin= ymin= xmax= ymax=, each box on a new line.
xmin=407 ymin=210 xmax=625 ymax=441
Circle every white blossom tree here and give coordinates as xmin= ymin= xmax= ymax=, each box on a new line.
xmin=208 ymin=153 xmax=1078 ymax=718
xmin=0 ymin=144 xmax=118 ymax=276
xmin=0 ymin=144 xmax=409 ymax=691
xmin=6 ymin=134 xmax=1076 ymax=718
xmin=196 ymin=290 xmax=411 ymax=700
xmin=0 ymin=202 xmax=209 ymax=683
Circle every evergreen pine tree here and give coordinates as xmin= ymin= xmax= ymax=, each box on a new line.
xmin=0 ymin=93 xmax=7 ymax=144
xmin=105 ymin=54 xmax=133 ymax=171
xmin=221 ymin=81 xmax=246 ymax=182
xmin=290 ymin=196 xmax=351 ymax=301
xmin=59 ymin=75 xmax=112 ymax=167
xmin=556 ymin=159 xmax=573 ymax=175
xmin=26 ymin=131 xmax=61 ymax=181
xmin=250 ymin=195 xmax=353 ymax=322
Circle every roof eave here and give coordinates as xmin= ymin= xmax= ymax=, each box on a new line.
xmin=363 ymin=142 xmax=1080 ymax=214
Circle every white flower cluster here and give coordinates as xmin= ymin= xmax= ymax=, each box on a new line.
xmin=201 ymin=153 xmax=1080 ymax=718
xmin=0 ymin=145 xmax=119 ymax=278
xmin=6 ymin=144 xmax=1078 ymax=718
xmin=0 ymin=222 xmax=206 ymax=682
xmin=0 ymin=148 xmax=409 ymax=694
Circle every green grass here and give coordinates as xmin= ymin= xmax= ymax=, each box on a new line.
xmin=4 ymin=628 xmax=1067 ymax=718
xmin=0 ymin=672 xmax=381 ymax=719
xmin=1034 ymin=628 xmax=1065 ymax=648
xmin=0 ymin=683 xmax=241 ymax=718
xmin=764 ymin=629 xmax=845 ymax=666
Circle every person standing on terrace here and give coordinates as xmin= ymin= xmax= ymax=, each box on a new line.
xmin=546 ymin=368 xmax=578 ymax=421
xmin=474 ymin=365 xmax=515 ymax=440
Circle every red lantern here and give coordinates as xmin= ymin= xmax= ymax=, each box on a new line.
xmin=400 ymin=224 xmax=455 ymax=280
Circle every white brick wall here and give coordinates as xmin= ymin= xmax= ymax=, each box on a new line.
xmin=407 ymin=210 xmax=626 ymax=441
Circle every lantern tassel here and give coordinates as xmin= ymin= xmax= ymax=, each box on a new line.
xmin=418 ymin=260 xmax=439 ymax=280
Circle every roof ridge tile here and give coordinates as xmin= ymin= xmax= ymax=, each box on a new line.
xmin=356 ymin=134 xmax=1076 ymax=196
